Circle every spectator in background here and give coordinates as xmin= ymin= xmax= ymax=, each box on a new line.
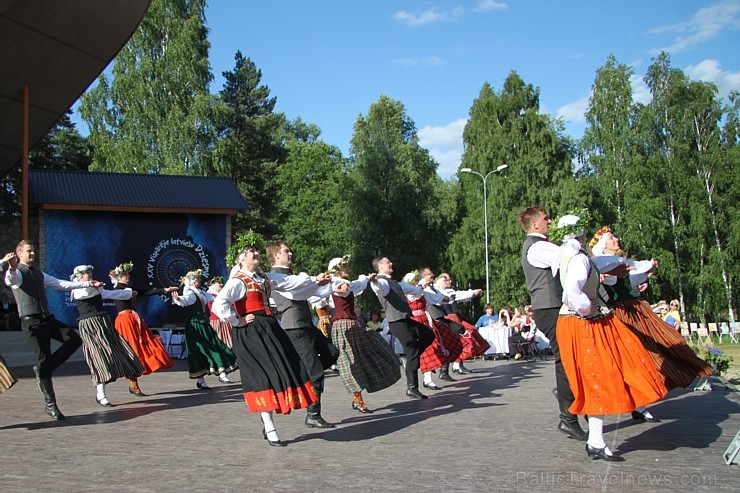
xmin=475 ymin=304 xmax=498 ymax=328
xmin=366 ymin=311 xmax=382 ymax=332
xmin=498 ymin=305 xmax=513 ymax=327
xmin=665 ymin=300 xmax=682 ymax=329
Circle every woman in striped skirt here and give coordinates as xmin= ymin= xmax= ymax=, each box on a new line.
xmin=70 ymin=265 xmax=145 ymax=407
xmin=206 ymin=277 xmax=233 ymax=348
xmin=329 ymin=257 xmax=400 ymax=413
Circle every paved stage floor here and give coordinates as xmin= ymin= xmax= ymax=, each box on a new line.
xmin=1 ymin=357 xmax=738 ymax=492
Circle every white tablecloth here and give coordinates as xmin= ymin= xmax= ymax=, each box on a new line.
xmin=479 ymin=325 xmax=511 ymax=355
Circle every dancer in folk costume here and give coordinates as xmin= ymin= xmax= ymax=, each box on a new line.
xmin=206 ymin=276 xmax=233 ymax=348
xmin=432 ymin=272 xmax=489 ymax=375
xmin=69 ymin=265 xmax=145 ymax=407
xmin=370 ymin=256 xmax=435 ymax=399
xmin=590 ymin=226 xmax=712 ymax=422
xmin=552 ymin=214 xmax=668 ymax=462
xmin=267 ymin=240 xmax=339 ymax=429
xmin=211 ymin=246 xmax=321 ymax=447
xmin=328 ymin=256 xmax=400 ymax=413
xmin=402 ymin=270 xmax=463 ymax=392
xmin=109 ymin=262 xmax=176 ymax=396
xmin=171 ymin=269 xmax=238 ymax=389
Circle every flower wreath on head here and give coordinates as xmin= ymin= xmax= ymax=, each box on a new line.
xmin=548 ymin=208 xmax=593 ymax=244
xmin=327 ymin=254 xmax=352 ymax=274
xmin=208 ymin=276 xmax=224 ymax=286
xmin=180 ymin=269 xmax=203 ymax=285
xmin=70 ymin=264 xmax=94 ymax=281
xmin=112 ymin=261 xmax=134 ymax=277
xmin=402 ymin=270 xmax=421 ymax=285
xmin=589 ymin=226 xmax=611 ymax=250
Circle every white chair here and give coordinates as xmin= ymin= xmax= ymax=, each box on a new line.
xmin=718 ymin=322 xmax=733 ymax=343
xmin=708 ymin=322 xmax=719 ymax=342
xmin=697 ymin=327 xmax=710 ymax=345
xmin=689 ymin=322 xmax=699 ymax=341
xmin=731 ymin=322 xmax=740 ymax=344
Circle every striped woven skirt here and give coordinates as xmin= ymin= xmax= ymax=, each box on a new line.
xmin=0 ymin=353 xmax=17 ymax=393
xmin=210 ymin=318 xmax=234 ymax=349
xmin=78 ymin=314 xmax=145 ymax=385
xmin=114 ymin=310 xmax=174 ymax=375
xmin=557 ymin=312 xmax=668 ymax=416
xmin=331 ymin=318 xmax=401 ymax=394
xmin=614 ymin=299 xmax=712 ymax=390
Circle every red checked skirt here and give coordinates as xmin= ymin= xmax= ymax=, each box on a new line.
xmin=558 ymin=312 xmax=668 ymax=416
xmin=614 ymin=299 xmax=711 ymax=390
xmin=413 ymin=311 xmax=463 ymax=373
xmin=230 ymin=313 xmax=318 ymax=414
xmin=444 ymin=314 xmax=491 ymax=359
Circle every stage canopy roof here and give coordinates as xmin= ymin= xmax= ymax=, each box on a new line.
xmin=0 ymin=0 xmax=152 ymax=178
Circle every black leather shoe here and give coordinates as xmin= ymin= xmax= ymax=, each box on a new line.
xmin=586 ymin=444 xmax=625 ymax=462
xmin=45 ymin=403 xmax=66 ymax=420
xmin=423 ymin=382 xmax=443 ymax=390
xmin=405 ymin=388 xmax=428 ymax=399
xmin=352 ymin=401 xmax=373 ymax=414
xmin=196 ymin=381 xmax=211 ymax=390
xmin=262 ymin=428 xmax=287 ymax=447
xmin=438 ymin=373 xmax=456 ymax=382
xmin=96 ymin=396 xmax=112 ymax=407
xmin=558 ymin=420 xmax=588 ymax=441
xmin=459 ymin=364 xmax=474 ymax=373
xmin=305 ymin=414 xmax=336 ymax=428
xmin=452 ymin=368 xmax=468 ymax=375
xmin=631 ymin=410 xmax=661 ymax=423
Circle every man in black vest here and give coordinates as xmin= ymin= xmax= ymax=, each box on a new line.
xmin=4 ymin=240 xmax=103 ymax=420
xmin=267 ymin=240 xmax=339 ymax=428
xmin=370 ymin=256 xmax=435 ymax=399
xmin=518 ymin=207 xmax=587 ymax=441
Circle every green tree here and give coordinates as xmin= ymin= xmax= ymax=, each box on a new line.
xmin=80 ymin=0 xmax=215 ymax=175
xmin=347 ymin=95 xmax=442 ymax=276
xmin=211 ymin=51 xmax=288 ymax=240
xmin=451 ymin=72 xmax=574 ymax=308
xmin=274 ymin=139 xmax=351 ymax=275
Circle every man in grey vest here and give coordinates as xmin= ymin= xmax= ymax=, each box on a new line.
xmin=518 ymin=206 xmax=587 ymax=441
xmin=4 ymin=240 xmax=103 ymax=420
xmin=267 ymin=240 xmax=339 ymax=428
xmin=370 ymin=256 xmax=435 ymax=399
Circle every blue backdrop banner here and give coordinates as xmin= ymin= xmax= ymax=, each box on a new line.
xmin=43 ymin=210 xmax=228 ymax=327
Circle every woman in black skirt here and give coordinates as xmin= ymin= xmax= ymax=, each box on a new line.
xmin=211 ymin=246 xmax=322 ymax=447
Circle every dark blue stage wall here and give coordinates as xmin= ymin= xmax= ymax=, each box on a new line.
xmin=43 ymin=210 xmax=229 ymax=328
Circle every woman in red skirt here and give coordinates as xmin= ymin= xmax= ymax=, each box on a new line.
xmin=590 ymin=226 xmax=712 ymax=421
xmin=403 ymin=271 xmax=463 ymax=391
xmin=109 ymin=262 xmax=176 ymax=396
xmin=206 ymin=276 xmax=233 ymax=349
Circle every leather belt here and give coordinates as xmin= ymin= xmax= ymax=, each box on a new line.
xmin=21 ymin=313 xmax=49 ymax=321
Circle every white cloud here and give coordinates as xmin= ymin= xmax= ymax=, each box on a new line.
xmin=418 ymin=118 xmax=467 ymax=178
xmin=556 ymin=96 xmax=589 ymax=123
xmin=649 ymin=0 xmax=740 ymax=54
xmin=685 ymin=59 xmax=740 ymax=98
xmin=393 ymin=1 xmax=507 ymax=26
xmin=391 ymin=56 xmax=447 ymax=67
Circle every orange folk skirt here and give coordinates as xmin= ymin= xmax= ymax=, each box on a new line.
xmin=557 ymin=313 xmax=668 ymax=416
xmin=114 ymin=311 xmax=174 ymax=376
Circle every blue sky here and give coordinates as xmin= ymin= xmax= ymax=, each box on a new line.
xmin=77 ymin=1 xmax=740 ymax=179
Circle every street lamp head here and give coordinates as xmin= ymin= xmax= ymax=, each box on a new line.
xmin=495 ymin=164 xmax=508 ymax=172
xmin=460 ymin=167 xmax=473 ymax=173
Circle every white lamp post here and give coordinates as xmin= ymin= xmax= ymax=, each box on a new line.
xmin=460 ymin=164 xmax=508 ymax=304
